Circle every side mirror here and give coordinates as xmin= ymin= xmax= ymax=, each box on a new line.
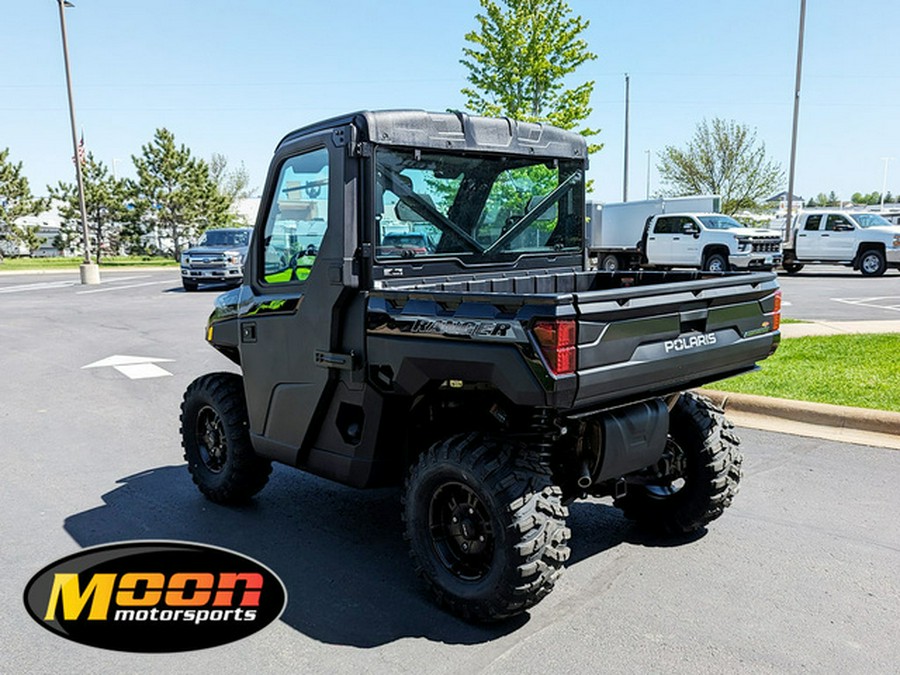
xmin=682 ymin=223 xmax=700 ymax=235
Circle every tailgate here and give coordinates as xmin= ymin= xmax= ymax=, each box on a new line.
xmin=571 ymin=272 xmax=780 ymax=409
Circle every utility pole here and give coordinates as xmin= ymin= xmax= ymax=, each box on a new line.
xmin=645 ymin=149 xmax=651 ymax=199
xmin=785 ymin=0 xmax=806 ymax=241
xmin=880 ymin=157 xmax=894 ymax=211
xmin=57 ymin=0 xmax=99 ymax=283
xmin=623 ymin=74 xmax=630 ymax=202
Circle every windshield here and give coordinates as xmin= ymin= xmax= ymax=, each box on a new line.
xmin=199 ymin=229 xmax=250 ymax=247
xmin=850 ymin=213 xmax=891 ymax=228
xmin=697 ymin=215 xmax=744 ymax=230
xmin=374 ymin=148 xmax=584 ymax=262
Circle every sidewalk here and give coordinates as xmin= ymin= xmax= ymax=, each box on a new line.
xmin=704 ymin=319 xmax=900 ymax=449
xmin=780 ymin=319 xmax=900 ymax=338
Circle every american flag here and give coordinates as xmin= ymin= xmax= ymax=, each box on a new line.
xmin=72 ymin=131 xmax=85 ymax=166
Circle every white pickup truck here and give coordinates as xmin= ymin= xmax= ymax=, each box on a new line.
xmin=641 ymin=213 xmax=782 ymax=272
xmin=588 ymin=197 xmax=782 ymax=272
xmin=781 ymin=211 xmax=900 ymax=276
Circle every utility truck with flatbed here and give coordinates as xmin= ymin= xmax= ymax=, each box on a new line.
xmin=589 ymin=197 xmax=782 ymax=272
xmin=780 ymin=210 xmax=900 ymax=275
xmin=180 ymin=110 xmax=782 ymax=622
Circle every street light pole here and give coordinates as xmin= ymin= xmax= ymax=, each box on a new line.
xmin=623 ymin=73 xmax=630 ymax=202
xmin=880 ymin=157 xmax=894 ymax=211
xmin=645 ymin=149 xmax=651 ymax=199
xmin=56 ymin=0 xmax=99 ymax=284
xmin=784 ymin=0 xmax=806 ymax=242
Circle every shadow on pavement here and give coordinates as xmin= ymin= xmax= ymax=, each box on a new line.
xmin=64 ymin=465 xmax=701 ymax=647
xmin=64 ymin=464 xmax=527 ymax=647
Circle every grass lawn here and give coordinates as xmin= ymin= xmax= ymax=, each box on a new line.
xmin=0 ymin=256 xmax=177 ymax=270
xmin=711 ymin=334 xmax=900 ymax=412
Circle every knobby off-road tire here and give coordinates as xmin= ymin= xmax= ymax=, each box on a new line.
xmin=180 ymin=372 xmax=271 ymax=504
xmin=403 ymin=433 xmax=571 ymax=622
xmin=615 ymin=392 xmax=742 ymax=535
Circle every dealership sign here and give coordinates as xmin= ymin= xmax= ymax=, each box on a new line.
xmin=23 ymin=541 xmax=286 ymax=652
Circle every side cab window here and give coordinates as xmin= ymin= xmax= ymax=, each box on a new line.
xmin=260 ymin=148 xmax=330 ymax=285
xmin=654 ymin=217 xmax=678 ymax=234
xmin=825 ymin=214 xmax=853 ymax=232
xmin=803 ymin=214 xmax=822 ymax=231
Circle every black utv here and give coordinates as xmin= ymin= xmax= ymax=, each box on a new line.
xmin=181 ymin=110 xmax=781 ymax=622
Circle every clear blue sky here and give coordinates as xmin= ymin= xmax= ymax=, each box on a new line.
xmin=2 ymin=0 xmax=898 ymax=205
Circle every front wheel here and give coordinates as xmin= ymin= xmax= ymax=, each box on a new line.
xmin=703 ymin=253 xmax=729 ymax=273
xmin=781 ymin=262 xmax=804 ymax=275
xmin=403 ymin=433 xmax=570 ymax=622
xmin=615 ymin=392 xmax=742 ymax=534
xmin=180 ymin=372 xmax=271 ymax=504
xmin=859 ymin=249 xmax=886 ymax=276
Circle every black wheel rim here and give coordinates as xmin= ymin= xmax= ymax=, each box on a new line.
xmin=196 ymin=405 xmax=227 ymax=473
xmin=428 ymin=481 xmax=494 ymax=581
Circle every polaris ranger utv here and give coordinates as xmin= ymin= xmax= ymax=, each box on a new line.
xmin=181 ymin=110 xmax=781 ymax=622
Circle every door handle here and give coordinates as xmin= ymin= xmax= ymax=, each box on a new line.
xmin=821 ymin=234 xmax=830 ymax=237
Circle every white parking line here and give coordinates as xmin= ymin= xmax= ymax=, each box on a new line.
xmin=0 ymin=280 xmax=78 ymax=294
xmin=832 ymin=297 xmax=900 ymax=313
xmin=76 ymin=280 xmax=172 ymax=295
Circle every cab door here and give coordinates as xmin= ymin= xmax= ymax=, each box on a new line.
xmin=645 ymin=216 xmax=680 ymax=265
xmin=794 ymin=214 xmax=823 ymax=258
xmin=822 ymin=214 xmax=857 ymax=259
xmin=238 ymin=131 xmax=358 ymax=467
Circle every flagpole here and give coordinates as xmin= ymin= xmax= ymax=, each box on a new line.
xmin=57 ymin=0 xmax=99 ymax=283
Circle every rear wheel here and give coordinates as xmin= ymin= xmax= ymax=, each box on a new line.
xmin=859 ymin=249 xmax=886 ymax=276
xmin=403 ymin=433 xmax=570 ymax=622
xmin=615 ymin=392 xmax=742 ymax=534
xmin=180 ymin=372 xmax=271 ymax=504
xmin=601 ymin=254 xmax=621 ymax=272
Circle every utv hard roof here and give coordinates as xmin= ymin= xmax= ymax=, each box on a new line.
xmin=277 ymin=110 xmax=587 ymax=161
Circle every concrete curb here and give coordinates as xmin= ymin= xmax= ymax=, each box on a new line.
xmin=699 ymin=389 xmax=900 ymax=436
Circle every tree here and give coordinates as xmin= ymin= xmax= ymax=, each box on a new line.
xmin=0 ymin=148 xmax=48 ymax=255
xmin=129 ymin=129 xmax=231 ymax=259
xmin=460 ymin=0 xmax=600 ymax=151
xmin=210 ymin=153 xmax=252 ymax=202
xmin=48 ymin=153 xmax=130 ymax=262
xmin=657 ymin=118 xmax=784 ymax=215
xmin=210 ymin=153 xmax=254 ymax=224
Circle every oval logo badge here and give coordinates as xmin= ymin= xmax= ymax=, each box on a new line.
xmin=23 ymin=541 xmax=286 ymax=652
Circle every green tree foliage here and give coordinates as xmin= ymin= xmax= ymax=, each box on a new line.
xmin=209 ymin=153 xmax=254 ymax=225
xmin=48 ymin=153 xmax=131 ymax=262
xmin=657 ymin=118 xmax=784 ymax=215
xmin=0 ymin=148 xmax=49 ymax=255
xmin=850 ymin=191 xmax=883 ymax=205
xmin=461 ymin=0 xmax=600 ymax=151
xmin=129 ymin=128 xmax=231 ymax=259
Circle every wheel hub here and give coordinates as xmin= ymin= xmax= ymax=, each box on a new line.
xmin=197 ymin=406 xmax=226 ymax=472
xmin=429 ymin=482 xmax=494 ymax=580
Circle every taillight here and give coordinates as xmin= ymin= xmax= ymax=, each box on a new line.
xmin=533 ymin=319 xmax=577 ymax=376
xmin=772 ymin=290 xmax=782 ymax=331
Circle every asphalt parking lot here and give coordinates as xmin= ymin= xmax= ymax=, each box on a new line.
xmin=2 ymin=268 xmax=898 ymax=673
